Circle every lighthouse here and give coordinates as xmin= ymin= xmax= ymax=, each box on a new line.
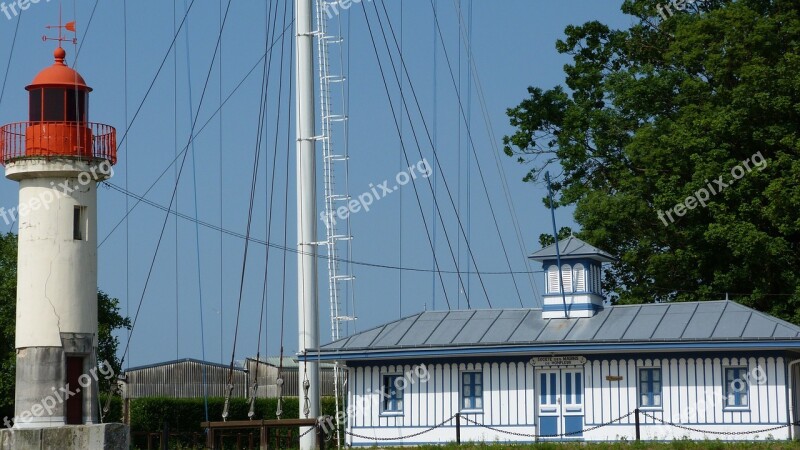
xmin=0 ymin=45 xmax=116 ymax=429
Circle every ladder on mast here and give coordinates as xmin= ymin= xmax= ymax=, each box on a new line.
xmin=314 ymin=2 xmax=355 ymax=447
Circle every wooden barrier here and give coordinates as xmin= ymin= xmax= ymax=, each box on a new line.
xmin=201 ymin=417 xmax=331 ymax=450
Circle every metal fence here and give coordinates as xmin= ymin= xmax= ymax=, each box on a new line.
xmin=0 ymin=121 xmax=116 ymax=165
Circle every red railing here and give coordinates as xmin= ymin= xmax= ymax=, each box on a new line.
xmin=0 ymin=121 xmax=116 ymax=166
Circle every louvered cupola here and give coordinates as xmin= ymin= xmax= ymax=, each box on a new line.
xmin=529 ymin=236 xmax=613 ymax=319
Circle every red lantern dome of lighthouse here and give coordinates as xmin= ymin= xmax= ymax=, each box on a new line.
xmin=0 ymin=44 xmax=116 ymax=166
xmin=27 ymin=47 xmax=91 ymax=91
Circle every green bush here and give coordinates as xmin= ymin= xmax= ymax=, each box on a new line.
xmin=99 ymin=394 xmax=123 ymax=423
xmin=128 ymin=396 xmax=339 ymax=449
xmin=129 ymin=396 xmax=338 ymax=433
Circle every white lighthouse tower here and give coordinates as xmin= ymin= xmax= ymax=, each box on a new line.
xmin=0 ymin=43 xmax=116 ymax=429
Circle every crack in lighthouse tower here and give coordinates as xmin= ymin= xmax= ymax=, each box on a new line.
xmin=0 ymin=44 xmax=117 ymax=431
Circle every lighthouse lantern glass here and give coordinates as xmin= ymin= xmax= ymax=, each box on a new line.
xmin=28 ymin=87 xmax=88 ymax=123
xmin=28 ymin=89 xmax=41 ymax=122
xmin=66 ymin=89 xmax=87 ymax=123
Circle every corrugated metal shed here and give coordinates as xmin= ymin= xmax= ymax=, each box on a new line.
xmin=245 ymin=358 xmax=341 ymax=397
xmin=318 ymin=300 xmax=800 ymax=353
xmin=124 ymin=358 xmax=247 ymax=399
xmin=124 ymin=357 xmax=342 ymax=399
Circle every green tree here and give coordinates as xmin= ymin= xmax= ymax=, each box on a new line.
xmin=504 ymin=0 xmax=800 ymax=324
xmin=0 ymin=233 xmax=17 ymax=420
xmin=97 ymin=291 xmax=132 ymax=391
xmin=539 ymin=226 xmax=575 ymax=248
xmin=0 ymin=233 xmax=132 ymax=413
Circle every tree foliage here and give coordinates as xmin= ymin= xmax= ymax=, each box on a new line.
xmin=539 ymin=226 xmax=575 ymax=248
xmin=0 ymin=233 xmax=131 ymax=410
xmin=504 ymin=0 xmax=800 ymax=324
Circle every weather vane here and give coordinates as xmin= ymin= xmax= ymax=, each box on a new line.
xmin=42 ymin=4 xmax=77 ymax=46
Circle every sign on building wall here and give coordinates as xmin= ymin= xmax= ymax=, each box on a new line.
xmin=529 ymin=355 xmax=587 ymax=366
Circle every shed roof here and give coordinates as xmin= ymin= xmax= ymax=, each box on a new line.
xmin=310 ymin=301 xmax=800 ymax=360
xmin=247 ymin=356 xmax=335 ymax=369
xmin=125 ymin=358 xmax=246 ymax=373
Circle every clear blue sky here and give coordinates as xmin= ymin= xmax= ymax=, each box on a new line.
xmin=0 ymin=1 xmax=633 ymax=368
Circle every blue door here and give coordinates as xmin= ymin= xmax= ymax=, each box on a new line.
xmin=537 ymin=369 xmax=584 ymax=439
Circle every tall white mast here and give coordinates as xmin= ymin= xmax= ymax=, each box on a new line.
xmin=296 ymin=0 xmax=320 ymax=447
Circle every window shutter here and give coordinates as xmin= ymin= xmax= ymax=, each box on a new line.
xmin=574 ymin=264 xmax=585 ymax=292
xmin=561 ymin=264 xmax=572 ymax=293
xmin=547 ymin=267 xmax=559 ymax=293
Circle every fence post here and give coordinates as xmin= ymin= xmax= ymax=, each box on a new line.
xmin=634 ymin=408 xmax=640 ymax=441
xmin=317 ymin=420 xmax=326 ymax=450
xmin=161 ymin=422 xmax=169 ymax=450
xmin=206 ymin=428 xmax=215 ymax=450
xmin=260 ymin=426 xmax=268 ymax=450
xmin=455 ymin=413 xmax=461 ymax=444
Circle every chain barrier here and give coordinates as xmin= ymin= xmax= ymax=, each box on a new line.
xmin=639 ymin=411 xmax=799 ymax=436
xmin=342 ymin=410 xmax=799 ymax=442
xmin=344 ymin=415 xmax=456 ymax=441
xmin=298 ymin=425 xmax=316 ymax=439
xmin=460 ymin=410 xmax=635 ymax=439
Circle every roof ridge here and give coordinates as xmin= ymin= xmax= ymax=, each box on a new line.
xmin=726 ymin=300 xmax=800 ymax=333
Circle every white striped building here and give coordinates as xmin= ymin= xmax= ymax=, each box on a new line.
xmin=309 ymin=238 xmax=800 ymax=445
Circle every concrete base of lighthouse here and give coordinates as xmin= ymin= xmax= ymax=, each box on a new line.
xmin=14 ymin=335 xmax=100 ymax=428
xmin=0 ymin=424 xmax=130 ymax=450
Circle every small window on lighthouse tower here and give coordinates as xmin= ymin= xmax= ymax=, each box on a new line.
xmin=73 ymin=206 xmax=86 ymax=240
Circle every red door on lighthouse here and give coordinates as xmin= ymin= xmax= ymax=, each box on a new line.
xmin=65 ymin=356 xmax=84 ymax=424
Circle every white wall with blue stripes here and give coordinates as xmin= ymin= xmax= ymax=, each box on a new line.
xmin=344 ymin=354 xmax=797 ymax=446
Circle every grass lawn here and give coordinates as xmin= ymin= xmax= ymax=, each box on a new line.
xmin=374 ymin=442 xmax=800 ymax=450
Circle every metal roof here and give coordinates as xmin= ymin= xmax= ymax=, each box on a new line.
xmin=528 ymin=236 xmax=614 ymax=262
xmin=316 ymin=301 xmax=800 ymax=355
xmin=125 ymin=358 xmax=246 ymax=373
xmin=247 ymin=356 xmax=336 ymax=370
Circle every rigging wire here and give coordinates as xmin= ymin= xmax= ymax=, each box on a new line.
xmin=0 ymin=5 xmax=21 ymax=111
xmin=399 ymin=0 xmax=404 ymax=318
xmin=223 ymin=0 xmax=275 ymax=420
xmin=456 ymin=0 xmax=462 ymax=308
xmin=97 ymin=20 xmax=295 ymax=249
xmin=374 ymin=0 xmax=493 ymax=308
xmin=219 ymin=0 xmax=225 ymax=366
xmin=106 ymin=0 xmax=198 ymax=157
xmin=181 ymin=0 xmax=210 ymax=423
xmin=367 ymin=0 xmax=475 ymax=308
xmin=430 ymin=0 xmax=437 ymax=310
xmin=370 ymin=0 xmax=493 ymax=308
xmin=123 ymin=0 xmax=130 ymax=374
xmin=449 ymin=0 xmax=541 ymax=307
xmin=118 ymin=0 xmax=232 ymax=375
xmin=173 ymin=0 xmax=180 ymax=376
xmin=277 ymin=0 xmax=295 ymax=419
xmin=432 ymin=0 xmax=527 ymax=307
xmin=251 ymin=0 xmax=277 ymax=418
xmin=104 ymin=180 xmax=540 ymax=275
xmin=72 ymin=0 xmax=99 ymax=65
xmin=359 ymin=2 xmax=453 ymax=309
xmin=464 ymin=0 xmax=473 ymax=303
xmin=252 ymin=0 xmax=288 ymax=420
